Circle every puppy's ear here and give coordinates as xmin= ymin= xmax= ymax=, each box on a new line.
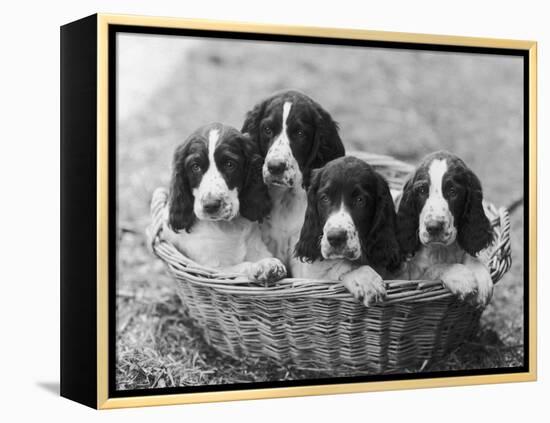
xmin=239 ymin=134 xmax=271 ymax=222
xmin=168 ymin=143 xmax=195 ymax=232
xmin=294 ymin=168 xmax=323 ymax=262
xmin=241 ymin=99 xmax=267 ymax=154
xmin=457 ymin=168 xmax=493 ymax=256
xmin=303 ymin=102 xmax=345 ymax=185
xmin=396 ymin=176 xmax=421 ymax=257
xmin=363 ymin=173 xmax=400 ymax=271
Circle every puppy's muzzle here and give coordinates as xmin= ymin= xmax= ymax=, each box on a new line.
xmin=421 ymin=216 xmax=454 ymax=244
xmin=267 ymin=159 xmax=287 ymax=176
xmin=425 ymin=219 xmax=445 ymax=237
xmin=263 ymin=141 xmax=299 ymax=188
xmin=326 ymin=228 xmax=347 ymax=249
xmin=199 ymin=195 xmax=231 ymax=220
xmin=321 ymin=213 xmax=361 ymax=261
xmin=202 ymin=198 xmax=222 ymax=215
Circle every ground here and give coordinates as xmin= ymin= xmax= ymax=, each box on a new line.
xmin=115 ymin=36 xmax=524 ymax=390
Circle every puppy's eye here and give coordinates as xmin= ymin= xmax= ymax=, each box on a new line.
xmin=319 ymin=194 xmax=330 ymax=204
xmin=263 ymin=126 xmax=272 ymax=136
xmin=191 ymin=163 xmax=202 ymax=174
xmin=417 ymin=185 xmax=428 ymax=195
xmin=448 ymin=186 xmax=457 ymax=197
xmin=296 ymin=129 xmax=305 ymax=137
xmin=354 ymin=196 xmax=365 ymax=207
xmin=224 ymin=160 xmax=235 ymax=171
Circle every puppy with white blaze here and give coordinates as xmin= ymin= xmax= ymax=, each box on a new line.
xmin=159 ymin=123 xmax=286 ymax=284
xmin=294 ymin=156 xmax=401 ymax=306
xmin=396 ymin=151 xmax=494 ymax=305
xmin=241 ymin=90 xmax=345 ymax=274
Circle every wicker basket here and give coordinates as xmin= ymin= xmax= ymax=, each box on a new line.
xmin=149 ymin=152 xmax=512 ymax=373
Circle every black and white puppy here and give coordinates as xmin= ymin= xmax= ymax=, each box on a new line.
xmin=241 ymin=90 xmax=345 ymax=272
xmin=161 ymin=122 xmax=286 ymax=283
xmin=396 ymin=151 xmax=493 ymax=305
xmin=294 ymin=156 xmax=400 ymax=305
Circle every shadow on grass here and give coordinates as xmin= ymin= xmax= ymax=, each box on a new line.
xmin=36 ymin=381 xmax=59 ymax=396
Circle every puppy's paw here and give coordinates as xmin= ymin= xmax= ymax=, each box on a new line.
xmin=341 ymin=266 xmax=386 ymax=307
xmin=474 ymin=267 xmax=494 ymax=307
xmin=440 ymin=264 xmax=478 ymax=301
xmin=248 ymin=258 xmax=287 ymax=284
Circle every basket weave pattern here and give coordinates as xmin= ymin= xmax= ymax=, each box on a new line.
xmin=149 ymin=152 xmax=512 ymax=372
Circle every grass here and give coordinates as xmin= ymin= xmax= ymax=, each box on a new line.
xmin=116 ymin=37 xmax=525 ymax=390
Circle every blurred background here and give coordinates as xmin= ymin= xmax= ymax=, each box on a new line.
xmin=116 ymin=33 xmax=524 ymax=390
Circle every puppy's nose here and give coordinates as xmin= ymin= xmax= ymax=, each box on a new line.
xmin=327 ymin=229 xmax=347 ymax=248
xmin=426 ymin=220 xmax=445 ymax=236
xmin=203 ymin=198 xmax=221 ymax=214
xmin=267 ymin=159 xmax=287 ymax=175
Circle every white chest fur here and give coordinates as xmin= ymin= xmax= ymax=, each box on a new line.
xmin=261 ymin=184 xmax=307 ymax=266
xmin=176 ymin=218 xmax=253 ymax=267
xmin=407 ymin=242 xmax=467 ymax=279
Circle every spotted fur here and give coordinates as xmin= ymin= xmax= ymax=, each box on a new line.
xmin=292 ymin=156 xmax=399 ymax=306
xmin=165 ymin=123 xmax=286 ymax=284
xmin=241 ymin=90 xmax=345 ymax=268
xmin=396 ymin=151 xmax=494 ymax=305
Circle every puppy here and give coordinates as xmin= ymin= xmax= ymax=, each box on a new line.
xmin=294 ymin=156 xmax=400 ymax=305
xmin=241 ymin=90 xmax=345 ymax=271
xmin=396 ymin=151 xmax=494 ymax=305
xmin=160 ymin=122 xmax=286 ymax=283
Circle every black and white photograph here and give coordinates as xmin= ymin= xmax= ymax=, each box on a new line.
xmin=114 ymin=28 xmax=526 ymax=393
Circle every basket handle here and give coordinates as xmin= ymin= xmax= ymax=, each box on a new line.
xmin=147 ymin=187 xmax=169 ymax=254
xmin=488 ymin=206 xmax=512 ymax=285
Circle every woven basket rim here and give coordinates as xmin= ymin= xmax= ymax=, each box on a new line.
xmin=149 ymin=152 xmax=512 ymax=304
